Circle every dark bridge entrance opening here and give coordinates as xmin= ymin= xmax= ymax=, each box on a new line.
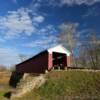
xmin=53 ymin=52 xmax=67 ymax=70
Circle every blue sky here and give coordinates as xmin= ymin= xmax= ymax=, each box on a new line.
xmin=0 ymin=0 xmax=100 ymax=66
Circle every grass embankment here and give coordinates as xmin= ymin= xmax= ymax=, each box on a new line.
xmin=15 ymin=70 xmax=100 ymax=100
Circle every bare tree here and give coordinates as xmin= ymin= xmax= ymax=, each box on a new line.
xmin=58 ymin=22 xmax=78 ymax=51
xmin=19 ymin=54 xmax=28 ymax=62
xmin=58 ymin=22 xmax=79 ymax=67
xmin=86 ymin=32 xmax=100 ymax=69
xmin=78 ymin=31 xmax=100 ymax=69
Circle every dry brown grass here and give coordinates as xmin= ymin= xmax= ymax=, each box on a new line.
xmin=0 ymin=72 xmax=11 ymax=85
xmin=0 ymin=71 xmax=11 ymax=100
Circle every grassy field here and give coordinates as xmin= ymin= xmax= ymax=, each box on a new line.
xmin=0 ymin=70 xmax=100 ymax=100
xmin=13 ymin=70 xmax=100 ymax=100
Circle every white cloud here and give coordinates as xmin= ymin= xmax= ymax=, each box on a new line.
xmin=0 ymin=8 xmax=38 ymax=39
xmin=0 ymin=48 xmax=20 ymax=66
xmin=0 ymin=37 xmax=5 ymax=43
xmin=59 ymin=22 xmax=79 ymax=33
xmin=38 ymin=25 xmax=57 ymax=34
xmin=49 ymin=0 xmax=100 ymax=6
xmin=23 ymin=35 xmax=58 ymax=49
xmin=76 ymin=29 xmax=90 ymax=39
xmin=23 ymin=24 xmax=58 ymax=49
xmin=24 ymin=40 xmax=49 ymax=48
xmin=82 ymin=7 xmax=100 ymax=18
xmin=33 ymin=15 xmax=45 ymax=23
xmin=12 ymin=0 xmax=17 ymax=3
xmin=30 ymin=0 xmax=42 ymax=12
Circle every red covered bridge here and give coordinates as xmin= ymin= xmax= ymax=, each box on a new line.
xmin=16 ymin=45 xmax=71 ymax=74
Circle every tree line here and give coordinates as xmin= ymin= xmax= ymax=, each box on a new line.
xmin=58 ymin=22 xmax=100 ymax=69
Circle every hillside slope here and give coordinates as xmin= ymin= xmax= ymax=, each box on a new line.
xmin=11 ymin=74 xmax=46 ymax=99
xmin=14 ymin=70 xmax=100 ymax=100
